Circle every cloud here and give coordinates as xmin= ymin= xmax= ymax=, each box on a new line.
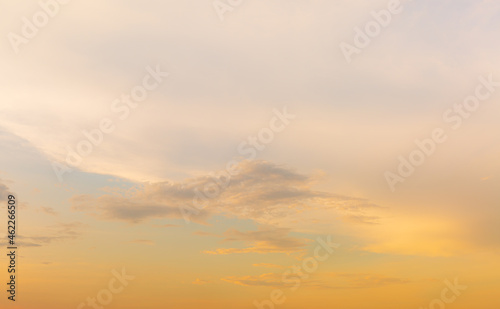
xmin=2 ymin=0 xmax=499 ymax=188
xmin=192 ymin=278 xmax=212 ymax=285
xmin=193 ymin=231 xmax=221 ymax=237
xmin=342 ymin=214 xmax=381 ymax=225
xmin=0 ymin=222 xmax=86 ymax=247
xmin=222 ymin=273 xmax=288 ymax=287
xmin=222 ymin=272 xmax=410 ymax=289
xmin=70 ymin=192 xmax=211 ymax=224
xmin=203 ymin=225 xmax=309 ymax=255
xmin=39 ymin=207 xmax=58 ymax=216
xmin=253 ymin=263 xmax=285 ymax=269
xmin=0 ymin=181 xmax=10 ymax=200
xmin=128 ymin=239 xmax=155 ymax=246
xmin=322 ymin=273 xmax=411 ymax=289
xmin=70 ymin=160 xmax=383 ymax=226
xmin=153 ymin=224 xmax=179 ymax=228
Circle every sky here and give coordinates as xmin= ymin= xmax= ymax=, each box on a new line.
xmin=1 ymin=0 xmax=500 ymax=308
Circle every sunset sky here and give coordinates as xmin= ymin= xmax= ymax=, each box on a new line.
xmin=1 ymin=1 xmax=500 ymax=308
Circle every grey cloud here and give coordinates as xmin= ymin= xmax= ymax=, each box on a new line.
xmin=0 ymin=222 xmax=87 ymax=248
xmin=0 ymin=181 xmax=10 ymax=200
xmin=70 ymin=160 xmax=383 ymax=225
xmin=203 ymin=225 xmax=310 ymax=255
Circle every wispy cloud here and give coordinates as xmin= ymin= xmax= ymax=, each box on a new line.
xmin=0 ymin=181 xmax=10 ymax=200
xmin=38 ymin=206 xmax=58 ymax=216
xmin=192 ymin=278 xmax=212 ymax=285
xmin=0 ymin=222 xmax=86 ymax=247
xmin=222 ymin=272 xmax=410 ymax=289
xmin=153 ymin=224 xmax=180 ymax=228
xmin=70 ymin=160 xmax=383 ymax=227
xmin=128 ymin=239 xmax=155 ymax=246
xmin=204 ymin=226 xmax=310 ymax=255
xmin=253 ymin=263 xmax=285 ymax=269
xmin=222 ymin=273 xmax=288 ymax=287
